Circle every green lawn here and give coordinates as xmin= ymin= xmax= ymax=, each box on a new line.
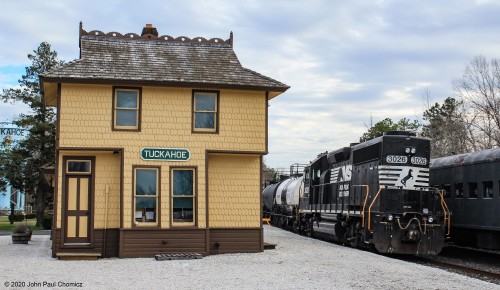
xmin=0 ymin=216 xmax=43 ymax=231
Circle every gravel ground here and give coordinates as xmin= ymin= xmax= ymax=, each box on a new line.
xmin=0 ymin=226 xmax=497 ymax=290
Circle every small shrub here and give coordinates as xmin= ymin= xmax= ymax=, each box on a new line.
xmin=25 ymin=213 xmax=36 ymax=219
xmin=12 ymin=224 xmax=31 ymax=234
xmin=42 ymin=216 xmax=52 ymax=230
xmin=8 ymin=214 xmax=25 ymax=223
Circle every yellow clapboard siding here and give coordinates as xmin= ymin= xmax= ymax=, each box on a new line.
xmin=56 ymin=84 xmax=266 ymax=229
xmin=208 ymin=154 xmax=261 ymax=228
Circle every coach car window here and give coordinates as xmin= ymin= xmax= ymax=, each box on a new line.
xmin=455 ymin=183 xmax=464 ymax=198
xmin=483 ymin=181 xmax=493 ymax=198
xmin=443 ymin=184 xmax=451 ymax=198
xmin=468 ymin=182 xmax=478 ymax=198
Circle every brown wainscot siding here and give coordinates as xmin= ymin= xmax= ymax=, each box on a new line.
xmin=209 ymin=228 xmax=263 ymax=254
xmin=119 ymin=229 xmax=208 ymax=258
xmin=52 ymin=228 xmax=120 ymax=258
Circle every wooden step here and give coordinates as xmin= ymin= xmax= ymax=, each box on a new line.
xmin=56 ymin=253 xmax=101 ymax=260
xmin=264 ymin=242 xmax=276 ymax=250
xmin=154 ymin=253 xmax=203 ymax=261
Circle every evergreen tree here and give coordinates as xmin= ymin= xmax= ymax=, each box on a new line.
xmin=1 ymin=42 xmax=63 ymax=226
xmin=360 ymin=117 xmax=421 ymax=142
xmin=422 ymin=97 xmax=470 ymax=157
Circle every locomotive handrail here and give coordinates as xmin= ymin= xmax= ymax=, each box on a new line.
xmin=367 ymin=188 xmax=383 ymax=231
xmin=353 ymin=185 xmax=370 ymax=228
xmin=437 ymin=189 xmax=451 ymax=236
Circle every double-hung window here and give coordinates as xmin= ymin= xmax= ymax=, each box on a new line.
xmin=193 ymin=91 xmax=218 ymax=133
xmin=134 ymin=167 xmax=159 ymax=225
xmin=113 ymin=88 xmax=141 ymax=130
xmin=172 ymin=168 xmax=195 ymax=225
xmin=483 ymin=181 xmax=493 ymax=198
xmin=468 ymin=182 xmax=478 ymax=198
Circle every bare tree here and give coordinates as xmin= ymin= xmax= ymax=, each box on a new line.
xmin=453 ymin=56 xmax=500 ymax=149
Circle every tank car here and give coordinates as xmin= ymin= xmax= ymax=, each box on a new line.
xmin=430 ymin=148 xmax=500 ymax=251
xmin=263 ymin=131 xmax=450 ymax=256
xmin=267 ymin=176 xmax=303 ymax=229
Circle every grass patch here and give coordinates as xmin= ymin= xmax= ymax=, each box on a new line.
xmin=0 ymin=216 xmax=44 ymax=231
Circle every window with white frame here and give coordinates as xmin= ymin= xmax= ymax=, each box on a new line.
xmin=172 ymin=168 xmax=195 ymax=225
xmin=193 ymin=91 xmax=218 ymax=132
xmin=134 ymin=168 xmax=158 ymax=225
xmin=114 ymin=88 xmax=140 ymax=130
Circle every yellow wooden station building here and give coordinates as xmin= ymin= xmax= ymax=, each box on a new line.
xmin=40 ymin=23 xmax=288 ymax=259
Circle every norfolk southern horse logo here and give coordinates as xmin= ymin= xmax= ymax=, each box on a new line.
xmin=400 ymin=169 xmax=413 ymax=186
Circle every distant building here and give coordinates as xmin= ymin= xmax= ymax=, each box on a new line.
xmin=0 ymin=121 xmax=29 ymax=214
xmin=40 ymin=23 xmax=288 ymax=258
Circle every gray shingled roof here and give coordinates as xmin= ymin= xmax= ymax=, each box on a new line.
xmin=41 ymin=35 xmax=289 ymax=92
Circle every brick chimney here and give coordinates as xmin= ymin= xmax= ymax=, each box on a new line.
xmin=141 ymin=24 xmax=159 ymax=37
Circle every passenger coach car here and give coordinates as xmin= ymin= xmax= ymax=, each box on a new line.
xmin=430 ymin=148 xmax=500 ymax=251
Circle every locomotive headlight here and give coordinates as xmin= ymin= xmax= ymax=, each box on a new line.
xmin=428 ymin=216 xmax=434 ymax=223
xmin=387 ymin=214 xmax=394 ymax=222
xmin=423 ymin=208 xmax=429 ymax=214
xmin=405 ymin=146 xmax=417 ymax=155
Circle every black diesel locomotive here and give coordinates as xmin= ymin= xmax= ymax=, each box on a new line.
xmin=430 ymin=148 xmax=500 ymax=251
xmin=263 ymin=132 xmax=450 ymax=256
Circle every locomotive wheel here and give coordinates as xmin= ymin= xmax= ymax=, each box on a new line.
xmin=280 ymin=217 xmax=286 ymax=229
xmin=307 ymin=220 xmax=314 ymax=237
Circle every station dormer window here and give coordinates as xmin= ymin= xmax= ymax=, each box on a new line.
xmin=192 ymin=91 xmax=219 ymax=133
xmin=113 ymin=87 xmax=141 ymax=131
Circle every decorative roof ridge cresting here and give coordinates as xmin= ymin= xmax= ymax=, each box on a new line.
xmin=79 ymin=22 xmax=233 ymax=48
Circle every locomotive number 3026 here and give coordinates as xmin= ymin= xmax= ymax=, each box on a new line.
xmin=386 ymin=155 xmax=408 ymax=163
xmin=411 ymin=156 xmax=427 ymax=165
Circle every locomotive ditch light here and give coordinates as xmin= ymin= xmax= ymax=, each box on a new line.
xmin=428 ymin=216 xmax=434 ymax=223
xmin=387 ymin=214 xmax=394 ymax=222
xmin=423 ymin=208 xmax=429 ymax=214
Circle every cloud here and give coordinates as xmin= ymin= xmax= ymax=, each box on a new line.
xmin=1 ymin=1 xmax=500 ymax=168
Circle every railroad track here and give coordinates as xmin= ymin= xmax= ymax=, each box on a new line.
xmin=424 ymin=258 xmax=500 ymax=284
xmin=388 ymin=246 xmax=500 ymax=285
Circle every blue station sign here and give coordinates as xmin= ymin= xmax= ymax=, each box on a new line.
xmin=141 ymin=148 xmax=190 ymax=161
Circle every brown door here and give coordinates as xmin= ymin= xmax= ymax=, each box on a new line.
xmin=64 ymin=175 xmax=91 ymax=244
xmin=62 ymin=157 xmax=94 ymax=245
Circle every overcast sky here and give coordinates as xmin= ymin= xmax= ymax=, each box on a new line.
xmin=1 ymin=0 xmax=499 ymax=169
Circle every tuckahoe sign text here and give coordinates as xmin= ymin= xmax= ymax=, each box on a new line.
xmin=141 ymin=148 xmax=190 ymax=161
